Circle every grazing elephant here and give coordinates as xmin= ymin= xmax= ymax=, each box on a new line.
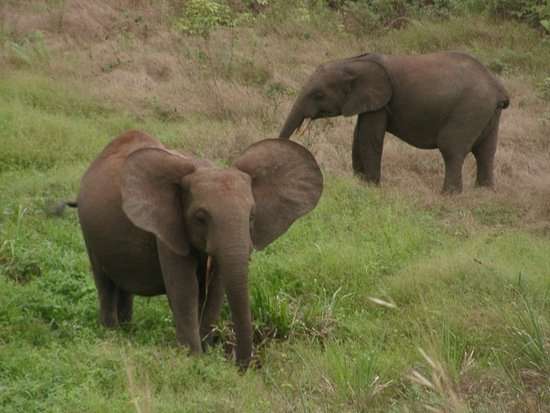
xmin=280 ymin=52 xmax=509 ymax=193
xmin=75 ymin=130 xmax=323 ymax=368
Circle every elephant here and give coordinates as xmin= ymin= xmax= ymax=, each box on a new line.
xmin=75 ymin=130 xmax=323 ymax=368
xmin=279 ymin=52 xmax=510 ymax=193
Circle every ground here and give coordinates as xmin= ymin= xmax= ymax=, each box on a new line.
xmin=0 ymin=1 xmax=549 ymax=412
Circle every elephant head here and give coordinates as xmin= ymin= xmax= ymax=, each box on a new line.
xmin=119 ymin=139 xmax=323 ymax=367
xmin=280 ymin=54 xmax=392 ymax=138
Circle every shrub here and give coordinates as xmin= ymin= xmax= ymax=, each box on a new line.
xmin=1 ymin=31 xmax=49 ymax=68
xmin=487 ymin=0 xmax=550 ymax=32
xmin=175 ymin=0 xmax=239 ymax=37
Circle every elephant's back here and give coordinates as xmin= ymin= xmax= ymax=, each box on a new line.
xmin=77 ymin=130 xmax=162 ymax=253
xmin=446 ymin=52 xmax=509 ymax=110
xmin=412 ymin=52 xmax=508 ymax=104
xmin=383 ymin=52 xmax=504 ymax=146
xmin=80 ymin=130 xmax=163 ymax=188
xmin=385 ymin=52 xmax=499 ymax=86
xmin=77 ymin=130 xmax=167 ymax=296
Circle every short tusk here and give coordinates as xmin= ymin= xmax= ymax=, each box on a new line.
xmin=206 ymin=256 xmax=213 ymax=282
xmin=200 ymin=256 xmax=214 ymax=323
xmin=298 ymin=118 xmax=313 ymax=137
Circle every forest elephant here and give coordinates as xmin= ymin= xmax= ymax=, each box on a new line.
xmin=280 ymin=52 xmax=509 ymax=193
xmin=75 ymin=130 xmax=323 ymax=368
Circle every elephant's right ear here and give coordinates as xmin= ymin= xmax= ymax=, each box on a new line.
xmin=233 ymin=139 xmax=323 ymax=250
xmin=121 ymin=148 xmax=195 ymax=256
xmin=342 ymin=59 xmax=392 ymax=116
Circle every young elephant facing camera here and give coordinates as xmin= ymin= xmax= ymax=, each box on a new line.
xmin=75 ymin=130 xmax=323 ymax=368
xmin=280 ymin=52 xmax=509 ymax=193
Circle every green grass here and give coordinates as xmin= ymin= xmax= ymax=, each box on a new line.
xmin=1 ymin=106 xmax=549 ymax=410
xmin=1 ymin=3 xmax=550 ymax=412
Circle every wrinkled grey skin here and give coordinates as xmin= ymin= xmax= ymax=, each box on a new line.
xmin=76 ymin=130 xmax=323 ymax=368
xmin=280 ymin=52 xmax=509 ymax=193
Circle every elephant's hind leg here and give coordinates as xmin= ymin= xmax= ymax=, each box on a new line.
xmin=89 ymin=254 xmax=119 ymax=328
xmin=352 ymin=110 xmax=387 ymax=183
xmin=437 ymin=106 xmax=493 ymax=194
xmin=117 ymin=290 xmax=134 ymax=324
xmin=472 ymin=110 xmax=501 ymax=188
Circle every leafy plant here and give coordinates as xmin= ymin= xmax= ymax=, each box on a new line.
xmin=3 ymin=31 xmax=49 ymax=67
xmin=175 ymin=0 xmax=238 ymax=37
xmin=488 ymin=0 xmax=550 ymax=32
xmin=513 ymin=295 xmax=549 ymax=372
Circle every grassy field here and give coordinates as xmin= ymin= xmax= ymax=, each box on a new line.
xmin=1 ymin=1 xmax=550 ymax=412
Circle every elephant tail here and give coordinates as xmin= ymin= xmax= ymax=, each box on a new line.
xmin=492 ymin=75 xmax=510 ymax=110
xmin=45 ymin=200 xmax=78 ymax=217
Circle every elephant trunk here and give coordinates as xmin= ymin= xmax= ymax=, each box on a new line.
xmin=279 ymin=102 xmax=305 ymax=139
xmin=217 ymin=244 xmax=253 ymax=369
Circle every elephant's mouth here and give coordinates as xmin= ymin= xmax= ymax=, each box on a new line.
xmin=315 ymin=111 xmax=340 ymax=119
xmin=296 ymin=118 xmax=313 ymax=136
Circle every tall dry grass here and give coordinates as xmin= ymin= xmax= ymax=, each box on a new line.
xmin=1 ymin=0 xmax=549 ymax=230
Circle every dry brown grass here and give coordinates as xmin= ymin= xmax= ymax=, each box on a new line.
xmin=125 ymin=355 xmax=154 ymax=413
xmin=2 ymin=0 xmax=549 ymax=231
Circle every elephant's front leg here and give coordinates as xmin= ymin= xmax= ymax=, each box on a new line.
xmin=352 ymin=110 xmax=387 ymax=183
xmin=157 ymin=239 xmax=202 ymax=354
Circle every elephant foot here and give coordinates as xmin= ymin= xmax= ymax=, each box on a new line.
xmin=441 ymin=185 xmax=463 ymax=195
xmin=353 ymin=169 xmax=380 ymax=185
xmin=99 ymin=314 xmax=119 ymax=329
xmin=475 ymin=176 xmax=495 ymax=189
xmin=175 ymin=325 xmax=203 ymax=355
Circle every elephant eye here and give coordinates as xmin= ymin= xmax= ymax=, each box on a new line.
xmin=249 ymin=211 xmax=256 ymax=225
xmin=194 ymin=209 xmax=208 ymax=225
xmin=313 ymin=91 xmax=324 ymax=100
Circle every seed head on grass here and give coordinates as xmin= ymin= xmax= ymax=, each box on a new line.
xmin=407 ymin=347 xmax=471 ymax=413
xmin=367 ymin=296 xmax=397 ymax=309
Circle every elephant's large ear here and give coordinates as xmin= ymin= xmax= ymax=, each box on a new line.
xmin=121 ymin=148 xmax=195 ymax=255
xmin=233 ymin=139 xmax=323 ymax=250
xmin=342 ymin=59 xmax=392 ymax=116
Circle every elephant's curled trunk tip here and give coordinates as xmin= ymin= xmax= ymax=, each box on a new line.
xmin=279 ymin=109 xmax=305 ymax=140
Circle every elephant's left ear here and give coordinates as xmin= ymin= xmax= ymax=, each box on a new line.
xmin=342 ymin=59 xmax=392 ymax=116
xmin=233 ymin=139 xmax=323 ymax=250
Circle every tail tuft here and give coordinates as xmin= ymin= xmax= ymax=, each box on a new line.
xmin=45 ymin=200 xmax=78 ymax=217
